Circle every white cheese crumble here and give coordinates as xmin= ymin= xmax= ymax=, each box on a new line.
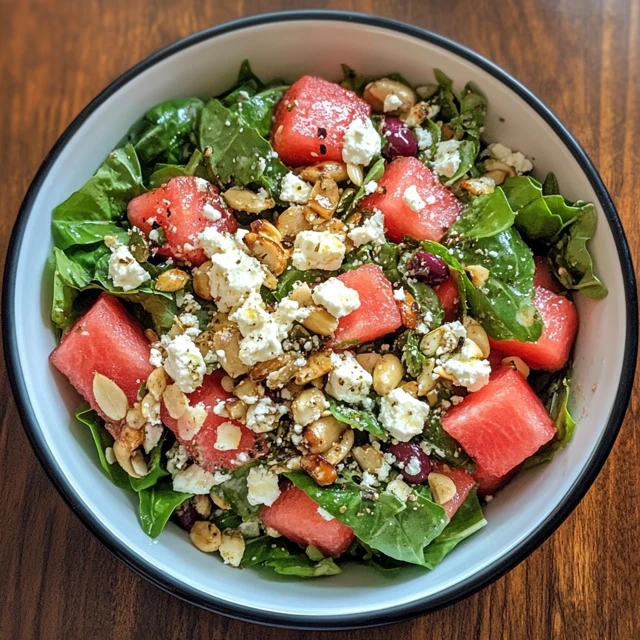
xmin=386 ymin=477 xmax=413 ymax=502
xmin=414 ymin=127 xmax=433 ymax=151
xmin=403 ymin=185 xmax=426 ymax=212
xmin=347 ymin=210 xmax=386 ymax=247
xmin=166 ymin=442 xmax=189 ymax=475
xmin=172 ymin=463 xmax=215 ymax=494
xmin=438 ymin=339 xmax=491 ymax=392
xmin=484 ymin=142 xmax=533 ymax=174
xmin=311 ymin=278 xmax=360 ymax=318
xmin=379 ymin=388 xmax=430 ymax=442
xmin=292 ymin=230 xmax=346 ymax=271
xmin=195 ymin=177 xmax=210 ymax=192
xmin=238 ymin=521 xmax=261 ymax=538
xmin=144 ymin=423 xmax=164 ymax=454
xmin=405 ymin=456 xmax=422 ymax=476
xmin=246 ymin=466 xmax=281 ymax=506
xmin=317 ymin=507 xmax=335 ymax=521
xmin=383 ymin=93 xmax=404 ymax=112
xmin=393 ymin=287 xmax=407 ymax=301
xmin=362 ymin=470 xmax=379 ymax=487
xmin=342 ymin=118 xmax=382 ymax=166
xmin=202 ymin=202 xmax=222 ymax=221
xmin=433 ymin=139 xmax=462 ymax=178
xmin=363 ymin=180 xmax=378 ymax=195
xmin=163 ymin=334 xmax=206 ymax=393
xmin=325 ymin=352 xmax=372 ymax=405
xmin=280 ymin=172 xmax=313 ymax=204
xmin=107 ymin=244 xmax=150 ymax=291
xmin=214 ymin=422 xmax=242 ymax=451
xmin=149 ymin=347 xmax=163 ymax=368
xmin=246 ymin=396 xmax=285 ymax=433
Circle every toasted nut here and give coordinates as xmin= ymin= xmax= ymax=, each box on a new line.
xmin=177 ymin=403 xmax=208 ymax=440
xmin=190 ymin=521 xmax=222 ymax=553
xmin=193 ymin=495 xmax=213 ymax=519
xmin=93 ymin=373 xmax=128 ymax=421
xmin=112 ymin=440 xmax=143 ymax=478
xmin=126 ymin=403 xmax=146 ymax=430
xmin=483 ymin=169 xmax=511 ymax=186
xmin=295 ymin=351 xmax=333 ymax=385
xmin=428 ymin=472 xmax=458 ymax=505
xmin=364 ymin=78 xmax=416 ymax=113
xmin=194 ymin=330 xmax=215 ymax=359
xmin=210 ymin=491 xmax=230 ymax=510
xmin=192 ymin=261 xmax=213 ymax=300
xmin=402 ymin=381 xmax=419 ymax=398
xmin=144 ymin=328 xmax=159 ymax=343
xmin=316 ymin=218 xmax=348 ymax=237
xmin=243 ymin=232 xmax=289 ymax=276
xmin=301 ymin=453 xmax=337 ymax=486
xmin=262 ymin=269 xmax=278 ymax=290
xmin=426 ymin=389 xmax=440 ymax=407
xmin=147 ymin=367 xmax=167 ymax=401
xmin=502 ymin=356 xmax=530 ymax=378
xmin=372 ymin=354 xmax=405 ymax=396
xmin=400 ymin=101 xmax=434 ymax=127
xmin=221 ymin=376 xmax=235 ymax=393
xmin=140 ymin=392 xmax=159 ymax=420
xmin=223 ymin=186 xmax=274 ymax=213
xmin=420 ymin=326 xmax=449 ymax=357
xmin=484 ymin=158 xmax=516 ymax=179
xmin=156 ymin=268 xmax=189 ymax=292
xmin=399 ymin=291 xmax=420 ymax=329
xmin=250 ymin=219 xmax=282 ymax=243
xmin=465 ymin=264 xmax=490 ymax=288
xmin=276 ymin=205 xmax=313 ymax=239
xmin=120 ymin=425 xmax=146 ymax=453
xmin=162 ymin=384 xmax=189 ymax=419
xmin=310 ymin=377 xmax=325 ymax=390
xmin=249 ymin=354 xmax=292 ymax=382
xmin=303 ymin=416 xmax=347 ymax=453
xmin=302 ymin=308 xmax=339 ymax=336
xmin=346 ymin=163 xmax=364 ymax=187
xmin=306 ymin=175 xmax=340 ymax=220
xmin=352 ymin=445 xmax=385 ymax=474
xmin=441 ymin=123 xmax=464 ymax=141
xmin=292 ymin=388 xmax=328 ymax=426
xmin=460 ymin=177 xmax=496 ymax=196
xmin=299 ymin=161 xmax=349 ymax=183
xmin=356 ymin=352 xmax=382 ymax=373
xmin=416 ymin=359 xmax=438 ymax=396
xmin=214 ymin=327 xmax=250 ymax=378
xmin=225 ymin=398 xmax=248 ymax=423
xmin=233 ymin=378 xmax=264 ymax=404
xmin=220 ymin=528 xmax=245 ymax=566
xmin=209 ymin=312 xmax=233 ymax=332
xmin=130 ymin=449 xmax=149 ymax=476
xmin=324 ymin=428 xmax=355 ymax=465
xmin=266 ymin=357 xmax=299 ymax=390
xmin=463 ymin=317 xmax=490 ymax=358
xmin=288 ymin=283 xmax=313 ymax=306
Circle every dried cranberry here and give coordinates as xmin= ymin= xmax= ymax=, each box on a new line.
xmin=407 ymin=251 xmax=449 ymax=287
xmin=388 ymin=443 xmax=431 ymax=484
xmin=173 ymin=500 xmax=198 ymax=532
xmin=382 ymin=117 xmax=418 ymax=160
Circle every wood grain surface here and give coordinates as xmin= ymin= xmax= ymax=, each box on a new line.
xmin=1 ymin=0 xmax=638 ymax=638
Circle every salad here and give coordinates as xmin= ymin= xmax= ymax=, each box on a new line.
xmin=48 ymin=61 xmax=606 ymax=577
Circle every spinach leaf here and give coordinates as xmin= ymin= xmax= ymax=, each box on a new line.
xmin=542 ymin=172 xmax=560 ymax=196
xmin=400 ymin=331 xmax=427 ymax=378
xmin=287 ymin=472 xmax=448 ymax=566
xmin=199 ymin=99 xmax=288 ymax=195
xmin=75 ymin=404 xmax=133 ymax=490
xmin=50 ymin=247 xmax=92 ymax=329
xmin=432 ymin=69 xmax=459 ymax=122
xmin=549 ymin=205 xmax=608 ymax=299
xmin=443 ymin=138 xmax=480 ymax=185
xmin=423 ymin=489 xmax=486 ymax=569
xmin=129 ymin=435 xmax=169 ymax=492
xmin=453 ymin=82 xmax=487 ymax=133
xmin=340 ymin=64 xmax=372 ymax=94
xmin=137 ymin=481 xmax=192 ymax=538
xmin=449 ymin=188 xmax=515 ymax=240
xmin=226 ymin=86 xmax=288 ymax=138
xmin=237 ymin=59 xmax=265 ymax=87
xmin=423 ymin=410 xmax=471 ymax=467
xmin=327 ymin=398 xmax=387 ymax=440
xmin=52 ymin=145 xmax=145 ymax=250
xmin=341 ymin=242 xmax=402 ymax=283
xmin=218 ymin=463 xmax=260 ymax=521
xmin=336 ymin=187 xmax=357 ymax=218
xmin=120 ymin=98 xmax=204 ymax=168
xmin=404 ymin=280 xmax=445 ymax=328
xmin=148 ymin=149 xmax=205 ymax=189
xmin=348 ymin=158 xmax=386 ymax=214
xmin=269 ymin=267 xmax=332 ymax=302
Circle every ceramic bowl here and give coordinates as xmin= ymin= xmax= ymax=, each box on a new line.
xmin=3 ymin=10 xmax=637 ymax=630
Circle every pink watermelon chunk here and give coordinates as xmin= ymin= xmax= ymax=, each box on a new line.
xmin=50 ymin=293 xmax=153 ymax=424
xmin=160 ymin=371 xmax=266 ymax=473
xmin=533 ymin=256 xmax=563 ymax=293
xmin=127 ymin=176 xmax=237 ymax=266
xmin=434 ymin=277 xmax=460 ymax=322
xmin=473 ymin=461 xmax=516 ymax=498
xmin=361 ymin=156 xmax=462 ymax=243
xmin=431 ymin=461 xmax=475 ymax=519
xmin=441 ymin=367 xmax=556 ymax=477
xmin=259 ymin=484 xmax=354 ymax=556
xmin=328 ymin=264 xmax=402 ymax=348
xmin=272 ymin=75 xmax=371 ymax=167
xmin=489 ymin=286 xmax=578 ymax=372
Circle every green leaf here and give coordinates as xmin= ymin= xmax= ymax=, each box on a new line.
xmin=542 ymin=172 xmax=560 ymax=196
xmin=401 ymin=330 xmax=427 ymax=378
xmin=199 ymin=99 xmax=288 ymax=195
xmin=454 ymin=82 xmax=487 ymax=133
xmin=129 ymin=435 xmax=169 ymax=492
xmin=419 ymin=240 xmax=468 ymax=313
xmin=423 ymin=489 xmax=486 ymax=569
xmin=341 ymin=242 xmax=402 ymax=283
xmin=443 ymin=138 xmax=480 ymax=185
xmin=404 ymin=280 xmax=444 ymax=328
xmin=52 ymin=145 xmax=145 ymax=249
xmin=348 ymin=158 xmax=386 ymax=214
xmin=327 ymin=398 xmax=387 ymax=440
xmin=268 ymin=267 xmax=333 ymax=303
xmin=148 ymin=149 xmax=205 ymax=188
xmin=225 ymin=86 xmax=288 ymax=138
xmin=218 ymin=463 xmax=261 ymax=522
xmin=417 ymin=119 xmax=441 ymax=163
xmin=432 ymin=69 xmax=459 ymax=122
xmin=286 ymin=472 xmax=448 ymax=566
xmin=75 ymin=404 xmax=133 ymax=490
xmin=50 ymin=247 xmax=92 ymax=328
xmin=340 ymin=64 xmax=371 ymax=94
xmin=137 ymin=482 xmax=192 ymax=538
xmin=423 ymin=410 xmax=471 ymax=467
xmin=549 ymin=205 xmax=608 ymax=299
xmin=449 ymin=188 xmax=515 ymax=240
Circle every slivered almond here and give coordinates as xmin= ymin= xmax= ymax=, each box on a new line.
xmin=130 ymin=450 xmax=149 ymax=477
xmin=113 ymin=440 xmax=142 ymax=478
xmin=163 ymin=384 xmax=189 ymax=419
xmin=147 ymin=367 xmax=168 ymax=400
xmin=93 ymin=373 xmax=128 ymax=421
xmin=177 ymin=404 xmax=208 ymax=441
xmin=428 ymin=472 xmax=457 ymax=504
xmin=295 ymin=351 xmax=333 ymax=385
xmin=126 ymin=403 xmax=146 ymax=430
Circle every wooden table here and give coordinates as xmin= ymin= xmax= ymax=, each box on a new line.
xmin=1 ymin=0 xmax=638 ymax=637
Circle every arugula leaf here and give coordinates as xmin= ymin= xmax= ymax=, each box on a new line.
xmin=400 ymin=331 xmax=427 ymax=378
xmin=199 ymin=99 xmax=288 ymax=195
xmin=129 ymin=435 xmax=169 ymax=492
xmin=52 ymin=145 xmax=145 ymax=250
xmin=432 ymin=69 xmax=459 ymax=122
xmin=218 ymin=463 xmax=261 ymax=521
xmin=287 ymin=472 xmax=448 ymax=566
xmin=137 ymin=481 xmax=192 ymax=538
xmin=549 ymin=205 xmax=608 ymax=299
xmin=119 ymin=98 xmax=204 ymax=168
xmin=542 ymin=172 xmax=560 ymax=196
xmin=348 ymin=158 xmax=386 ymax=214
xmin=449 ymin=188 xmax=515 ymax=240
xmin=453 ymin=82 xmax=488 ymax=133
xmin=327 ymin=398 xmax=387 ymax=440
xmin=75 ymin=404 xmax=133 ymax=490
xmin=423 ymin=489 xmax=486 ymax=569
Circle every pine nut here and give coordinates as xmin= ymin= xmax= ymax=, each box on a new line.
xmin=156 ymin=268 xmax=189 ymax=292
xmin=372 ymin=354 xmax=405 ymax=396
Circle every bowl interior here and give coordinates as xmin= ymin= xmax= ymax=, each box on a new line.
xmin=6 ymin=15 xmax=633 ymax=626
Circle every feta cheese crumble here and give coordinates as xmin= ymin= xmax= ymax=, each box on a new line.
xmin=342 ymin=118 xmax=381 ymax=166
xmin=280 ymin=172 xmax=313 ymax=204
xmin=383 ymin=93 xmax=404 ymax=112
xmin=325 ymin=352 xmax=372 ymax=405
xmin=414 ymin=127 xmax=433 ymax=151
xmin=403 ymin=185 xmax=426 ymax=212
xmin=437 ymin=339 xmax=491 ymax=392
xmin=107 ymin=243 xmax=150 ymax=291
xmin=163 ymin=334 xmax=206 ymax=393
xmin=292 ymin=230 xmax=346 ymax=271
xmin=246 ymin=396 xmax=285 ymax=433
xmin=379 ymin=388 xmax=430 ymax=442
xmin=347 ymin=210 xmax=386 ymax=247
xmin=172 ymin=463 xmax=215 ymax=494
xmin=202 ymin=202 xmax=222 ymax=221
xmin=246 ymin=466 xmax=281 ymax=506
xmin=317 ymin=507 xmax=335 ymax=521
xmin=311 ymin=277 xmax=360 ymax=318
xmin=433 ymin=139 xmax=462 ymax=178
xmin=484 ymin=142 xmax=533 ymax=174
xmin=363 ymin=180 xmax=378 ymax=195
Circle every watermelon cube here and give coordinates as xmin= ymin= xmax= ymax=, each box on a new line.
xmin=272 ymin=75 xmax=371 ymax=167
xmin=127 ymin=176 xmax=237 ymax=266
xmin=361 ymin=156 xmax=462 ymax=243
xmin=431 ymin=461 xmax=475 ymax=520
xmin=160 ymin=371 xmax=266 ymax=473
xmin=434 ymin=277 xmax=460 ymax=322
xmin=328 ymin=264 xmax=402 ymax=348
xmin=50 ymin=294 xmax=153 ymax=423
xmin=442 ymin=367 xmax=556 ymax=477
xmin=489 ymin=286 xmax=578 ymax=371
xmin=259 ymin=484 xmax=354 ymax=556
xmin=473 ymin=461 xmax=516 ymax=498
xmin=533 ymin=256 xmax=563 ymax=293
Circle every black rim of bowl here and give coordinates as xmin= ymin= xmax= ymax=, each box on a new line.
xmin=2 ymin=9 xmax=638 ymax=631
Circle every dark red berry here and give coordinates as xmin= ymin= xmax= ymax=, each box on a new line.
xmin=387 ymin=442 xmax=432 ymax=484
xmin=382 ymin=117 xmax=418 ymax=160
xmin=407 ymin=250 xmax=450 ymax=287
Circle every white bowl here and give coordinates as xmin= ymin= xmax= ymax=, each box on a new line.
xmin=3 ymin=11 xmax=637 ymax=629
